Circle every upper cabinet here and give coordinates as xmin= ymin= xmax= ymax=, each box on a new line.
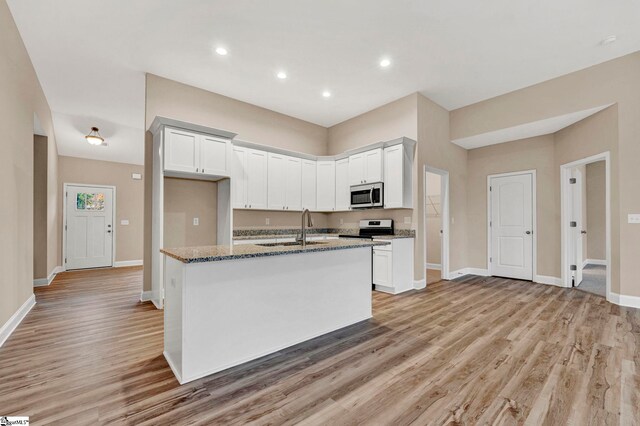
xmin=164 ymin=127 xmax=231 ymax=178
xmin=233 ymin=146 xmax=268 ymax=209
xmin=383 ymin=144 xmax=413 ymax=209
xmin=349 ymin=148 xmax=383 ymax=185
xmin=316 ymin=160 xmax=336 ymax=211
xmin=335 ymin=158 xmax=350 ymax=211
xmin=301 ymin=160 xmax=317 ymax=210
xmin=268 ymin=153 xmax=301 ymax=211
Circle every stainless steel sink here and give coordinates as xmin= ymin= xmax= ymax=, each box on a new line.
xmin=256 ymin=241 xmax=328 ymax=247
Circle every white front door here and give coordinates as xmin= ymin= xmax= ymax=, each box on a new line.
xmin=65 ymin=185 xmax=114 ymax=270
xmin=571 ymin=168 xmax=585 ymax=285
xmin=490 ymin=173 xmax=533 ymax=280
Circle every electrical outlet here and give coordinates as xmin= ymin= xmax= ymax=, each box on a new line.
xmin=340 ymin=218 xmax=344 ymax=225
xmin=265 ymin=218 xmax=270 ymax=225
xmin=404 ymin=216 xmax=411 ymax=224
xmin=628 ymin=214 xmax=640 ymax=224
xmin=120 ymin=219 xmax=129 ymax=226
xmin=451 ymin=217 xmax=455 ymax=224
xmin=193 ymin=217 xmax=199 ymax=226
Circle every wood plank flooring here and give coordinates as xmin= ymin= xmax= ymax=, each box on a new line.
xmin=0 ymin=267 xmax=639 ymax=425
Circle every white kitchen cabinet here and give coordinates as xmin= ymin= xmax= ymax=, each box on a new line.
xmin=267 ymin=153 xmax=286 ymax=210
xmin=372 ymin=238 xmax=415 ymax=294
xmin=383 ymin=144 xmax=413 ymax=209
xmin=165 ymin=128 xmax=199 ymax=173
xmin=301 ymin=160 xmax=317 ymax=210
xmin=268 ymin=154 xmax=302 ymax=211
xmin=372 ymin=248 xmax=393 ymax=287
xmin=335 ymin=158 xmax=350 ymax=211
xmin=349 ymin=148 xmax=383 ymax=185
xmin=234 ymin=147 xmax=268 ymax=209
xmin=316 ymin=161 xmax=336 ymax=211
xmin=232 ymin=146 xmax=248 ymax=209
xmin=164 ymin=128 xmax=231 ymax=177
xmin=199 ymin=135 xmax=230 ymax=177
xmin=284 ymin=156 xmax=302 ymax=211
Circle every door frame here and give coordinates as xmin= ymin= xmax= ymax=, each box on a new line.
xmin=560 ymin=152 xmax=611 ymax=300
xmin=62 ymin=183 xmax=117 ymax=271
xmin=423 ymin=165 xmax=450 ymax=281
xmin=487 ymin=170 xmax=537 ymax=280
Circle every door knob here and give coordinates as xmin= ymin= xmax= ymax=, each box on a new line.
xmin=107 ymin=230 xmax=112 ymax=234
xmin=525 ymin=231 xmax=531 ymax=235
xmin=581 ymin=230 xmax=587 ymax=234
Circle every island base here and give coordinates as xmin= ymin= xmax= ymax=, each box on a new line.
xmin=163 ymin=247 xmax=373 ymax=384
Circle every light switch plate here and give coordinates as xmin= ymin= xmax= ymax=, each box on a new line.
xmin=628 ymin=214 xmax=640 ymax=224
xmin=132 ymin=173 xmax=142 ymax=180
xmin=193 ymin=218 xmax=199 ymax=226
xmin=120 ymin=219 xmax=129 ymax=226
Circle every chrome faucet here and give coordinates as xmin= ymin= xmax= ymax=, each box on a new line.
xmin=298 ymin=209 xmax=314 ymax=247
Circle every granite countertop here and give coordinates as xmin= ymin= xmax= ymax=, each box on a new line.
xmin=161 ymin=239 xmax=389 ymax=264
xmin=233 ymin=233 xmax=342 ymax=241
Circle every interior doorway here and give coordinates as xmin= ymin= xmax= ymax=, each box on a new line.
xmin=424 ymin=166 xmax=449 ymax=284
xmin=567 ymin=160 xmax=607 ymax=297
xmin=63 ymin=183 xmax=115 ymax=270
xmin=561 ymin=152 xmax=611 ymax=300
xmin=487 ymin=170 xmax=536 ymax=281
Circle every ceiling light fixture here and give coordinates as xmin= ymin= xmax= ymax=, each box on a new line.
xmin=600 ymin=35 xmax=617 ymax=46
xmin=379 ymin=58 xmax=391 ymax=68
xmin=277 ymin=71 xmax=287 ymax=79
xmin=215 ymin=47 xmax=228 ymax=56
xmin=322 ymin=90 xmax=331 ymax=98
xmin=85 ymin=127 xmax=104 ymax=146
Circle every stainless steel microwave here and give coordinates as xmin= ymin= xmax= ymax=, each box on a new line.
xmin=350 ymin=182 xmax=384 ymax=209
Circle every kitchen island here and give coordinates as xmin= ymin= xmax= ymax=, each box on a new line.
xmin=161 ymin=239 xmax=386 ymax=384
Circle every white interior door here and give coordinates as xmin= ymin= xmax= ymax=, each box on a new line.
xmin=571 ymin=168 xmax=584 ymax=285
xmin=490 ymin=173 xmax=533 ymax=280
xmin=65 ymin=185 xmax=114 ymax=270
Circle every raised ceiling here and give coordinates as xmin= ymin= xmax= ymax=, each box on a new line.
xmin=8 ymin=0 xmax=640 ymax=164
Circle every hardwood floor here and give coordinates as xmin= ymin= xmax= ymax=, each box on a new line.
xmin=1 ymin=267 xmax=639 ymax=425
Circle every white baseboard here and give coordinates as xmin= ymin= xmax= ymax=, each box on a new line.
xmin=585 ymin=259 xmax=607 ymax=266
xmin=0 ymin=294 xmax=36 ymax=348
xmin=449 ymin=268 xmax=490 ymax=279
xmin=114 ymin=259 xmax=143 ymax=268
xmin=140 ymin=290 xmax=154 ymax=302
xmin=413 ymin=279 xmax=426 ymax=290
xmin=33 ymin=266 xmax=63 ymax=287
xmin=426 ymin=263 xmax=441 ymax=270
xmin=534 ymin=275 xmax=564 ymax=287
xmin=609 ymin=292 xmax=640 ymax=309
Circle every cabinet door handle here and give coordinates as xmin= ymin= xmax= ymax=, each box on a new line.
xmin=196 ymin=168 xmax=199 ymax=173
xmin=202 ymin=169 xmax=205 ymax=173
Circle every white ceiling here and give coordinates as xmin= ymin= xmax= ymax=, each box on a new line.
xmin=451 ymin=104 xmax=613 ymax=150
xmin=8 ymin=0 xmax=640 ymax=165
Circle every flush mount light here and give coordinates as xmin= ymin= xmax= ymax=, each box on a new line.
xmin=215 ymin=47 xmax=228 ymax=56
xmin=85 ymin=127 xmax=104 ymax=146
xmin=322 ymin=90 xmax=331 ymax=98
xmin=600 ymin=35 xmax=617 ymax=46
xmin=379 ymin=58 xmax=391 ymax=68
xmin=277 ymin=71 xmax=287 ymax=79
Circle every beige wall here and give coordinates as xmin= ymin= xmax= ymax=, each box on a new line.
xmin=59 ymin=156 xmax=144 ymax=262
xmin=451 ymin=52 xmax=638 ymax=297
xmin=466 ymin=135 xmax=558 ymax=276
xmin=234 ymin=210 xmax=329 ymax=230
xmin=586 ymin=161 xmax=606 ymax=260
xmin=33 ymin=136 xmax=48 ymax=279
xmin=0 ymin=0 xmax=59 ymax=329
xmin=164 ymin=178 xmax=217 ymax=248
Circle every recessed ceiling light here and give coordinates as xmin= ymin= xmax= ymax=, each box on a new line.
xmin=322 ymin=91 xmax=331 ymax=98
xmin=379 ymin=58 xmax=391 ymax=68
xmin=277 ymin=71 xmax=287 ymax=79
xmin=215 ymin=47 xmax=228 ymax=56
xmin=600 ymin=35 xmax=617 ymax=46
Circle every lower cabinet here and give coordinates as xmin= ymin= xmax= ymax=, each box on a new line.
xmin=372 ymin=238 xmax=414 ymax=294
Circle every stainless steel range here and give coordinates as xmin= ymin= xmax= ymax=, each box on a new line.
xmin=339 ymin=219 xmax=394 ymax=240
